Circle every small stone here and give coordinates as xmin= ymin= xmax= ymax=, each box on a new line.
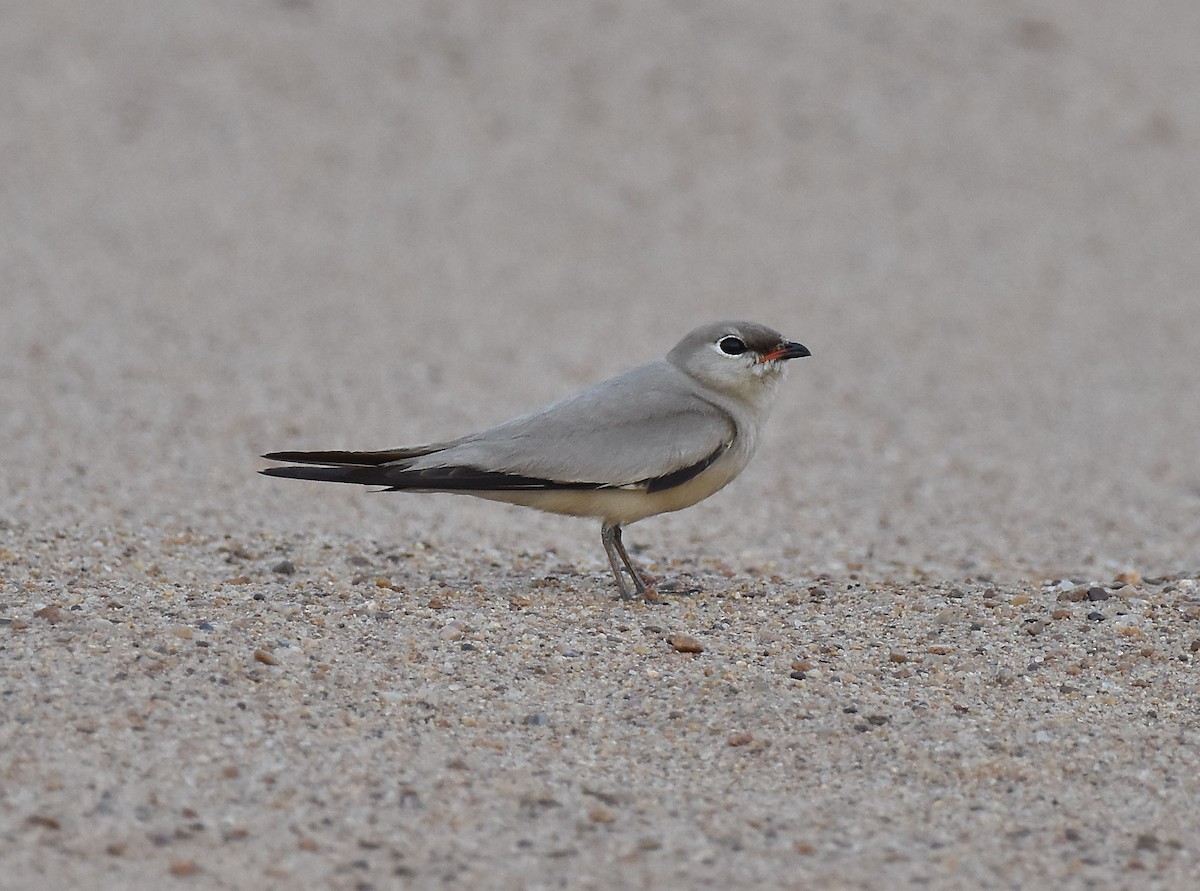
xmin=169 ymin=859 xmax=198 ymax=876
xmin=1135 ymin=832 xmax=1159 ymax=852
xmin=888 ymin=652 xmax=908 ymax=663
xmin=439 ymin=621 xmax=464 ymax=641
xmin=588 ymin=806 xmax=616 ymax=824
xmin=668 ymin=634 xmax=704 ymax=653
xmin=34 ymin=604 xmax=66 ymax=623
xmin=791 ymin=659 xmax=813 ymax=671
xmin=271 ymin=560 xmax=296 ymax=575
xmin=1087 ymin=611 xmax=1105 ymax=621
xmin=1087 ymin=586 xmax=1112 ymax=601
xmin=253 ymin=649 xmax=279 ymax=666
xmin=1190 ymin=639 xmax=1200 ymax=653
xmin=1115 ymin=570 xmax=1142 ymax=587
xmin=789 ymin=670 xmax=807 ymax=680
xmin=727 ymin=732 xmax=753 ymax=747
xmin=225 ymin=576 xmax=251 ymax=586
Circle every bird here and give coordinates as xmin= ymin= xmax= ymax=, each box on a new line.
xmin=261 ymin=320 xmax=810 ymax=598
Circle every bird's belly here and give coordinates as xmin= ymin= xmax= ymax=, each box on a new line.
xmin=468 ymin=447 xmax=751 ymax=525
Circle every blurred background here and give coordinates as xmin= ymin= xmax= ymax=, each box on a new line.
xmin=3 ymin=0 xmax=1198 ymax=581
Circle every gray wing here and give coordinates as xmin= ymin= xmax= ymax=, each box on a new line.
xmin=262 ymin=360 xmax=735 ymax=492
xmin=410 ymin=360 xmax=735 ymax=487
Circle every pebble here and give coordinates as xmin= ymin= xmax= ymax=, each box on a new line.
xmin=253 ymin=649 xmax=279 ymax=666
xmin=667 ymin=634 xmax=704 ymax=653
xmin=271 ymin=559 xmax=296 ymax=575
xmin=589 ymin=807 xmax=616 ymax=824
xmin=34 ymin=604 xmax=67 ymax=623
xmin=169 ymin=859 xmax=198 ymax=876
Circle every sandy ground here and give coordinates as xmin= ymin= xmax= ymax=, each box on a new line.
xmin=3 ymin=2 xmax=1200 ymax=888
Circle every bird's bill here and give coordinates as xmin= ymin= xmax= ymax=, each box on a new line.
xmin=758 ymin=341 xmax=811 ymax=363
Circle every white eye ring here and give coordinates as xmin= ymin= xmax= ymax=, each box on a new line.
xmin=717 ymin=336 xmax=748 ymax=356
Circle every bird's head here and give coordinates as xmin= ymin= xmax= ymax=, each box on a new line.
xmin=667 ymin=320 xmax=810 ymax=404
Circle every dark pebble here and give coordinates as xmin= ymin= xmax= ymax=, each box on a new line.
xmin=1086 ymin=586 xmax=1111 ymax=601
xmin=252 ymin=592 xmax=266 ymax=601
xmin=272 ymin=559 xmax=296 ymax=575
xmin=789 ymin=670 xmax=807 ymax=680
xmin=1087 ymin=611 xmax=1105 ymax=621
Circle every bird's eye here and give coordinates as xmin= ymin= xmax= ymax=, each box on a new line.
xmin=718 ymin=336 xmax=748 ymax=356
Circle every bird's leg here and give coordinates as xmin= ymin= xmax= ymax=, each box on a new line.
xmin=601 ymin=523 xmax=648 ymax=599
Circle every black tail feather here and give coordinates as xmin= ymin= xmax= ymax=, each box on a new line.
xmin=260 ymin=462 xmax=605 ymax=492
xmin=261 ymin=447 xmax=436 ymax=466
xmin=259 ymin=465 xmax=398 ymax=486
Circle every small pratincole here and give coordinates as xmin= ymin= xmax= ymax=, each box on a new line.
xmin=262 ymin=320 xmax=810 ymax=597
